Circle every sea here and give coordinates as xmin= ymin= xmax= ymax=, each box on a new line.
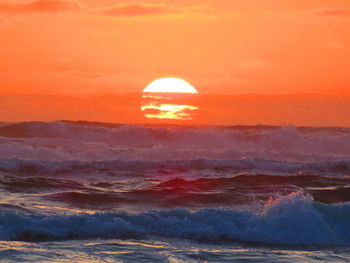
xmin=0 ymin=121 xmax=350 ymax=262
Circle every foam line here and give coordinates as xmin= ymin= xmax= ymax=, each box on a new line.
xmin=1 ymin=193 xmax=349 ymax=245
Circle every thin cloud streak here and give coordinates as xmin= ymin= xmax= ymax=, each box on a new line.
xmin=0 ymin=0 xmax=82 ymax=13
xmin=314 ymin=8 xmax=350 ymax=16
xmin=101 ymin=3 xmax=177 ymax=17
xmin=98 ymin=2 xmax=212 ymax=17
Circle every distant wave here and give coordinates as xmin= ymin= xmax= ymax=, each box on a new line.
xmin=0 ymin=157 xmax=349 ymax=177
xmin=0 ymin=121 xmax=349 ymax=162
xmin=1 ymin=193 xmax=350 ymax=245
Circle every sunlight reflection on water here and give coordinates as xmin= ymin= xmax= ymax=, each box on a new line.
xmin=141 ymin=93 xmax=199 ymax=120
xmin=1 ymin=240 xmax=348 ymax=263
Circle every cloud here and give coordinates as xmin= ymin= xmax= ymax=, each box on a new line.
xmin=0 ymin=0 xmax=81 ymax=13
xmin=99 ymin=2 xmax=210 ymax=17
xmin=101 ymin=3 xmax=175 ymax=17
xmin=314 ymin=8 xmax=350 ymax=16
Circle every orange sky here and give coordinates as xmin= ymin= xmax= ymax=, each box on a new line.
xmin=0 ymin=0 xmax=349 ymax=125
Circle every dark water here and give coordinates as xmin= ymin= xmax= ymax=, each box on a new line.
xmin=1 ymin=121 xmax=350 ymax=262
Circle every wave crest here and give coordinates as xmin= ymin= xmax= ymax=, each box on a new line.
xmin=1 ymin=193 xmax=350 ymax=245
xmin=0 ymin=122 xmax=350 ymax=162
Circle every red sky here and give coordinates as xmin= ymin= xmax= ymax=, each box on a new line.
xmin=0 ymin=0 xmax=349 ymax=126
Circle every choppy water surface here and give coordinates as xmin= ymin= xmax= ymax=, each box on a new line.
xmin=1 ymin=121 xmax=350 ymax=262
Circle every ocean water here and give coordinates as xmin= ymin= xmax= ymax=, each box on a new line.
xmin=1 ymin=121 xmax=350 ymax=262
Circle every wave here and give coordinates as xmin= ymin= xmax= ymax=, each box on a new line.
xmin=1 ymin=193 xmax=349 ymax=246
xmin=0 ymin=157 xmax=349 ymax=177
xmin=0 ymin=121 xmax=349 ymax=162
xmin=3 ymin=174 xmax=350 ymax=213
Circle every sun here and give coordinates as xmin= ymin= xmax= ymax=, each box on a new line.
xmin=143 ymin=78 xmax=198 ymax=94
xmin=141 ymin=77 xmax=199 ymax=121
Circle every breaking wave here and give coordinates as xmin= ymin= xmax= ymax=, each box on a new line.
xmin=1 ymin=121 xmax=350 ymax=248
xmin=0 ymin=121 xmax=349 ymax=162
xmin=1 ymin=193 xmax=350 ymax=246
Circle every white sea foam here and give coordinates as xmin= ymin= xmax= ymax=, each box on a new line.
xmin=1 ymin=193 xmax=349 ymax=245
xmin=0 ymin=122 xmax=349 ymax=162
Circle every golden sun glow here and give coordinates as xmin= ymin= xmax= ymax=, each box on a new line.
xmin=143 ymin=78 xmax=198 ymax=94
xmin=141 ymin=104 xmax=199 ymax=120
xmin=141 ymin=77 xmax=199 ymax=121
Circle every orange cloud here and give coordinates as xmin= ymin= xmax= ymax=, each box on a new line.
xmin=0 ymin=0 xmax=81 ymax=13
xmin=99 ymin=2 xmax=210 ymax=17
xmin=100 ymin=3 xmax=176 ymax=17
xmin=314 ymin=8 xmax=350 ymax=16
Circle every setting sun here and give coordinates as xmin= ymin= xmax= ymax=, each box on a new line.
xmin=141 ymin=78 xmax=199 ymax=121
xmin=143 ymin=78 xmax=198 ymax=94
xmin=1 ymin=0 xmax=350 ymax=261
